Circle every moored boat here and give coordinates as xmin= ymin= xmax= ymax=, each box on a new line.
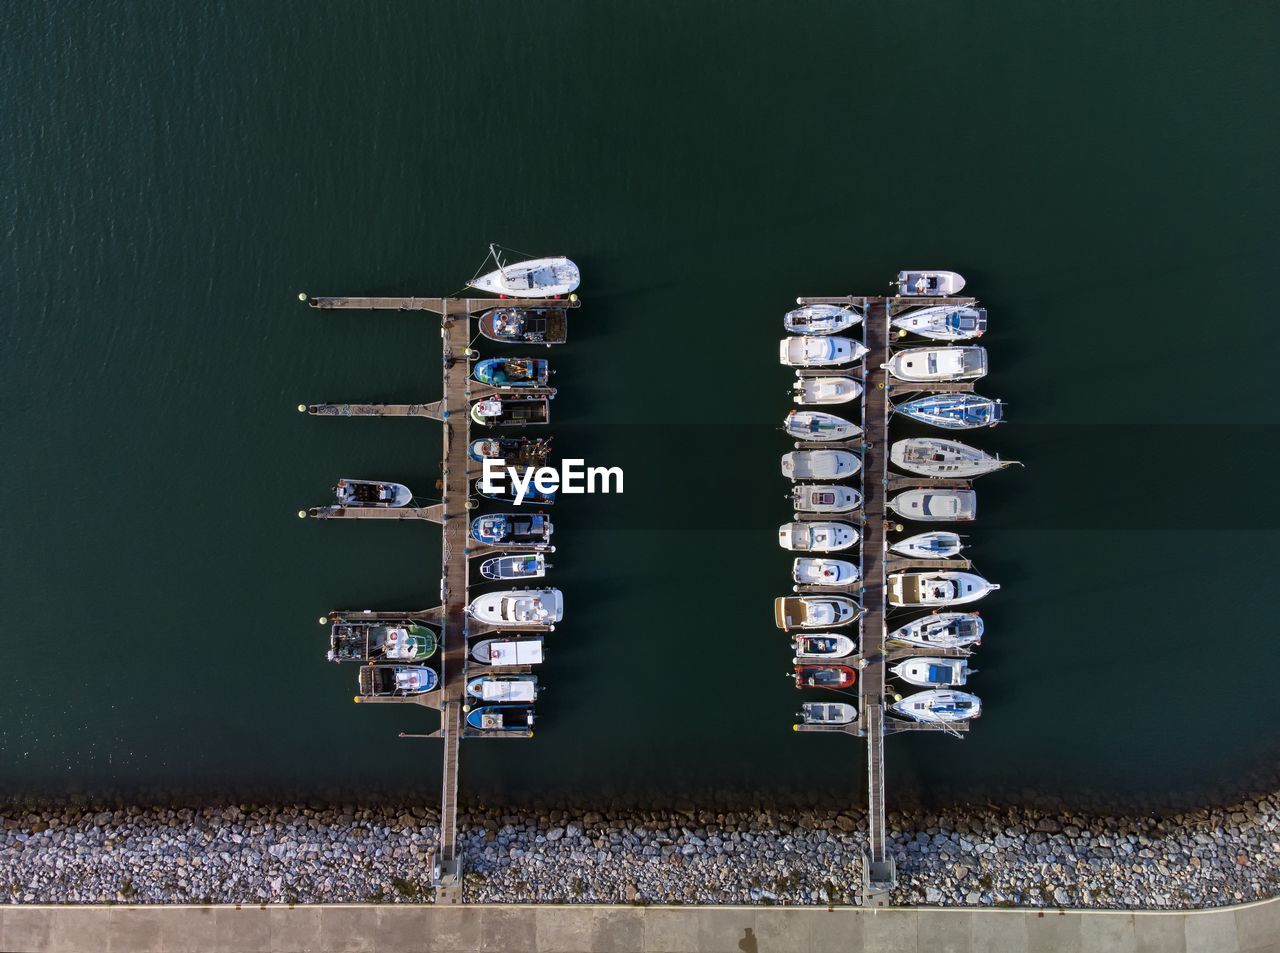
xmin=799 ymin=701 xmax=858 ymax=725
xmin=888 ymin=488 xmax=977 ymax=522
xmin=468 ymin=436 xmax=553 ymax=467
xmin=478 ymin=308 xmax=568 ymax=345
xmin=466 ymin=705 xmax=536 ymax=731
xmin=781 ymin=450 xmax=861 ymax=480
xmin=476 ymin=477 xmax=556 ymax=506
xmin=470 ymin=396 xmax=551 ymax=427
xmin=792 ymin=557 xmax=860 ymax=586
xmin=473 ymin=357 xmax=550 ymax=387
xmin=792 ymin=375 xmax=863 ymax=405
xmin=888 ymin=612 xmax=984 ymax=649
xmin=779 ymin=336 xmax=868 ymax=367
xmin=470 ymin=513 xmax=554 ymax=546
xmin=784 ymin=305 xmax=863 ymax=335
xmin=896 ymin=393 xmax=1003 ymax=429
xmin=466 ymin=588 xmax=563 ymax=627
xmin=468 ymin=246 xmax=580 ymax=297
xmin=890 ymin=689 xmax=981 ymax=723
xmin=890 ymin=657 xmax=974 ymax=687
xmin=357 ymin=664 xmax=438 ymax=697
xmin=794 ymin=664 xmax=857 ymax=689
xmin=792 ymin=633 xmax=857 ymax=659
xmin=792 ymin=484 xmax=863 ymax=514
xmin=470 ymin=637 xmax=544 ymax=666
xmin=889 ymin=532 xmax=964 ymax=559
xmin=774 ymin=595 xmax=861 ymax=630
xmin=891 ymin=437 xmax=1016 ymax=477
xmin=466 ymin=674 xmax=538 ymax=702
xmin=895 ymin=270 xmax=966 ymax=296
xmin=886 ymin=346 xmax=988 ymax=383
xmin=784 ymin=410 xmax=861 ymax=442
xmin=891 ymin=306 xmax=987 ymax=340
xmin=479 ymin=553 xmax=548 ymax=580
xmin=333 ymin=479 xmax=412 ymax=508
xmin=328 ymin=622 xmax=437 ymax=664
xmin=778 ymin=522 xmax=859 ymax=552
xmin=888 ymin=572 xmax=999 ymax=607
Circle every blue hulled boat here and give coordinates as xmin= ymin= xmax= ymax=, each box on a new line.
xmin=466 ymin=705 xmax=536 ymax=732
xmin=470 ymin=512 xmax=554 ymax=546
xmin=473 ymin=357 xmax=550 ymax=387
xmin=895 ymin=393 xmax=1003 ymax=429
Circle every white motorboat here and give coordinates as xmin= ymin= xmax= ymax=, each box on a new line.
xmin=466 ymin=589 xmax=563 ymax=627
xmin=792 ymin=374 xmax=863 ymax=405
xmin=889 ymin=532 xmax=964 ymax=559
xmin=890 ymin=657 xmax=974 ymax=687
xmin=779 ymin=336 xmax=868 ymax=367
xmin=792 ymin=634 xmax=857 ymax=659
xmin=470 ymin=637 xmax=545 ymax=666
xmin=888 ymin=572 xmax=1000 ymax=607
xmin=468 ymin=245 xmax=580 ymax=298
xmin=888 ymin=613 xmax=984 ymax=649
xmin=333 ymin=479 xmax=413 ymax=508
xmin=799 ymin=701 xmax=858 ymax=725
xmin=778 ymin=522 xmax=859 ymax=552
xmin=886 ymin=346 xmax=987 ymax=383
xmin=773 ymin=595 xmax=861 ymax=630
xmin=891 ymin=306 xmax=987 ymax=340
xmin=466 ymin=674 xmax=539 ymax=702
xmin=888 ymin=488 xmax=977 ymax=522
xmin=479 ymin=553 xmax=548 ymax=580
xmin=891 ymin=437 xmax=1017 ymax=477
xmin=782 ymin=450 xmax=861 ymax=480
xmin=896 ymin=270 xmax=967 ymax=297
xmin=792 ymin=484 xmax=862 ymax=514
xmin=784 ymin=305 xmax=863 ymax=335
xmin=896 ymin=393 xmax=1003 ymax=429
xmin=784 ymin=410 xmax=862 ymax=442
xmin=792 ymin=557 xmax=860 ymax=586
xmin=890 ymin=689 xmax=982 ymax=723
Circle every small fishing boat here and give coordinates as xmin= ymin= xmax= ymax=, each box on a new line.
xmin=886 ymin=346 xmax=988 ymax=383
xmin=333 ymin=479 xmax=412 ymax=508
xmin=889 ymin=532 xmax=964 ymax=559
xmin=890 ymin=657 xmax=974 ymax=688
xmin=468 ymin=436 xmax=553 ymax=467
xmin=357 ymin=664 xmax=438 ymax=697
xmin=779 ymin=336 xmax=868 ymax=367
xmin=466 ymin=674 xmax=539 ymax=702
xmin=774 ymin=595 xmax=861 ymax=630
xmin=778 ymin=522 xmax=859 ymax=552
xmin=470 ymin=637 xmax=544 ymax=666
xmin=896 ymin=393 xmax=1003 ymax=429
xmin=799 ymin=701 xmax=857 ymax=725
xmin=792 ymin=484 xmax=862 ymax=514
xmin=478 ymin=308 xmax=568 ymax=345
xmin=794 ymin=664 xmax=857 ymax=689
xmin=479 ymin=553 xmax=547 ymax=580
xmin=470 ymin=513 xmax=554 ymax=546
xmin=792 ymin=375 xmax=863 ymax=405
xmin=473 ymin=357 xmax=550 ymax=387
xmin=470 ymin=396 xmax=551 ymax=427
xmin=792 ymin=633 xmax=857 ymax=659
xmin=888 ymin=613 xmax=984 ymax=649
xmin=466 ymin=705 xmax=536 ymax=731
xmin=781 ymin=450 xmax=861 ymax=480
xmin=784 ymin=305 xmax=863 ymax=335
xmin=328 ymin=622 xmax=437 ymax=664
xmin=784 ymin=410 xmax=862 ymax=442
xmin=891 ymin=437 xmax=1016 ymax=477
xmin=888 ymin=572 xmax=1000 ymax=607
xmin=467 ymin=588 xmax=563 ymax=627
xmin=792 ymin=558 xmax=860 ymax=586
xmin=895 ymin=270 xmax=967 ymax=297
xmin=891 ymin=306 xmax=987 ymax=340
xmin=468 ymin=246 xmax=580 ymax=297
xmin=890 ymin=689 xmax=981 ymax=723
xmin=888 ymin=488 xmax=977 ymax=522
xmin=477 ymin=476 xmax=556 ymax=506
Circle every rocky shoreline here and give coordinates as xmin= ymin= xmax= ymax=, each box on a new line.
xmin=1 ymin=797 xmax=1277 ymax=907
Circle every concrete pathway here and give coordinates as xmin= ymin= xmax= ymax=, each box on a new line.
xmin=1 ymin=899 xmax=1277 ymax=953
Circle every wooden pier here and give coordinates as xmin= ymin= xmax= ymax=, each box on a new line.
xmin=789 ymin=293 xmax=977 ymax=905
xmin=301 ymin=292 xmax=579 ymax=902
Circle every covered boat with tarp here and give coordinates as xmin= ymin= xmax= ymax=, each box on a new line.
xmin=466 ymin=674 xmax=538 ymax=703
xmin=470 ymin=513 xmax=554 ymax=546
xmin=473 ymin=357 xmax=550 ymax=387
xmin=332 ymin=479 xmax=412 ymax=508
xmin=328 ymin=622 xmax=437 ymax=664
xmin=478 ymin=308 xmax=568 ymax=345
xmin=357 ymin=664 xmax=438 ymax=697
xmin=466 ymin=705 xmax=536 ymax=732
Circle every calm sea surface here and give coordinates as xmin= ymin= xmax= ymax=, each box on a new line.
xmin=4 ymin=0 xmax=1279 ymax=810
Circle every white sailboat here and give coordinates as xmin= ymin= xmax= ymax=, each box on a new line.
xmin=886 ymin=346 xmax=988 ymax=383
xmin=781 ymin=450 xmax=861 ymax=480
xmin=791 ymin=484 xmax=862 ymax=514
xmin=888 ymin=613 xmax=984 ymax=649
xmin=792 ymin=557 xmax=860 ymax=586
xmin=895 ymin=270 xmax=967 ymax=296
xmin=779 ymin=336 xmax=869 ymax=367
xmin=891 ymin=437 xmax=1017 ymax=477
xmin=784 ymin=305 xmax=862 ymax=335
xmin=891 ymin=306 xmax=986 ymax=340
xmin=778 ymin=522 xmax=859 ymax=552
xmin=890 ymin=689 xmax=982 ymax=723
xmin=792 ymin=375 xmax=863 ymax=405
xmin=785 ymin=410 xmax=861 ymax=442
xmin=889 ymin=532 xmax=964 ymax=559
xmin=468 ymin=245 xmax=581 ymax=298
xmin=888 ymin=572 xmax=1000 ymax=607
xmin=888 ymin=488 xmax=977 ymax=522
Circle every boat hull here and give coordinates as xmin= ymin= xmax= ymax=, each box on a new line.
xmin=792 ymin=375 xmax=863 ymax=405
xmin=792 ymin=558 xmax=860 ymax=586
xmin=896 ymin=393 xmax=1003 ymax=429
xmin=886 ymin=346 xmax=988 ymax=383
xmin=785 ymin=411 xmax=861 ymax=442
xmin=792 ymin=634 xmax=857 ymax=659
xmin=888 ymin=613 xmax=984 ymax=649
xmin=888 ymin=489 xmax=977 ymax=522
xmin=783 ymin=305 xmax=862 ymax=335
xmin=468 ymin=257 xmax=579 ymax=297
xmin=890 ymin=689 xmax=981 ymax=723
xmin=794 ymin=664 xmax=857 ymax=690
xmin=781 ymin=450 xmax=861 ymax=481
xmin=891 ymin=438 xmax=1008 ymax=477
xmin=478 ymin=308 xmax=568 ymax=345
xmin=779 ymin=336 xmax=869 ymax=367
xmin=889 ymin=532 xmax=964 ymax=559
xmin=896 ymin=270 xmax=966 ymax=296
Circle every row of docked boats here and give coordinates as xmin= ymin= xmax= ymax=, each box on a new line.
xmin=776 ymin=272 xmax=1000 ymax=729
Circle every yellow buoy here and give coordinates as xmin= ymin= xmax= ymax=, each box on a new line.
xmin=791 ymin=724 xmax=799 ymax=732
xmin=353 ymin=696 xmax=361 ymax=704
xmin=569 ymin=293 xmax=579 ymax=303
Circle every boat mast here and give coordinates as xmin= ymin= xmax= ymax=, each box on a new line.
xmin=488 ymin=242 xmax=509 ymax=281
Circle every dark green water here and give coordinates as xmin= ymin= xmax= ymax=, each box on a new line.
xmin=4 ymin=0 xmax=1279 ymax=810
